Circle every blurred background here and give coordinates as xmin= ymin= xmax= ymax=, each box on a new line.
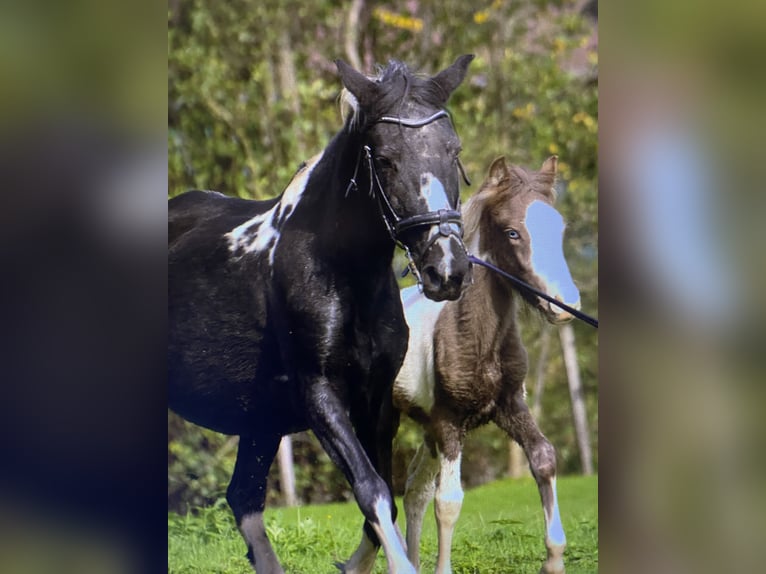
xmin=167 ymin=0 xmax=599 ymax=514
xmin=0 ymin=0 xmax=764 ymax=572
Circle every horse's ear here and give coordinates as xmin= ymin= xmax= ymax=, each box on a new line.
xmin=335 ymin=59 xmax=376 ymax=107
xmin=486 ymin=156 xmax=511 ymax=187
xmin=541 ymin=155 xmax=558 ymax=176
xmin=539 ymin=155 xmax=558 ymax=196
xmin=430 ymin=54 xmax=474 ymax=103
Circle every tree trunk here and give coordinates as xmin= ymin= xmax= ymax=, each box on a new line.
xmin=508 ymin=441 xmax=529 ymax=478
xmin=344 ymin=0 xmax=365 ymax=71
xmin=559 ymin=323 xmax=594 ymax=475
xmin=277 ymin=435 xmax=298 ymax=506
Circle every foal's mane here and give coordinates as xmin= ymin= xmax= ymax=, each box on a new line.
xmin=339 ymin=60 xmax=450 ymax=132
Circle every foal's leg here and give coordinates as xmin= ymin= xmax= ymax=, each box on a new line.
xmin=306 ymin=381 xmax=415 ymax=574
xmin=403 ymin=440 xmax=439 ymax=569
xmin=496 ymin=394 xmax=566 ymax=574
xmin=227 ymin=434 xmax=284 ymax=574
xmin=433 ymin=423 xmax=464 ymax=574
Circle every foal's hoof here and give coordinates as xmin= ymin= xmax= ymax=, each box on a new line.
xmin=335 ymin=561 xmax=347 ymax=573
xmin=539 ymin=558 xmax=565 ymax=574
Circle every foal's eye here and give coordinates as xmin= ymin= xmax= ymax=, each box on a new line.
xmin=507 ymin=229 xmax=520 ymax=240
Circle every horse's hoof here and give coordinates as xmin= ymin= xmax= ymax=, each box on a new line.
xmin=335 ymin=561 xmax=347 ymax=573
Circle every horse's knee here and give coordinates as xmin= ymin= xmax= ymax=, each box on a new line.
xmin=355 ymin=475 xmax=395 ymax=525
xmin=434 ymin=493 xmax=463 ymax=529
xmin=529 ymin=439 xmax=557 ymax=483
xmin=227 ymin=479 xmax=267 ymax=522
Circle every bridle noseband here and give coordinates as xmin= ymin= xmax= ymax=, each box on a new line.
xmin=345 ymin=109 xmax=469 ymax=283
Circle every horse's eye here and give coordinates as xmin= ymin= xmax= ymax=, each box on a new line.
xmin=507 ymin=229 xmax=520 ymax=240
xmin=376 ymin=156 xmax=394 ymax=170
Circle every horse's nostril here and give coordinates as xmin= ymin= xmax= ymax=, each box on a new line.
xmin=447 ymin=272 xmax=464 ymax=290
xmin=424 ymin=266 xmax=442 ymax=288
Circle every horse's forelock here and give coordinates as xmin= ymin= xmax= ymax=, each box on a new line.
xmin=508 ymin=165 xmax=557 ymax=202
xmin=344 ymin=60 xmax=445 ymax=125
xmin=340 ymin=88 xmax=362 ymax=131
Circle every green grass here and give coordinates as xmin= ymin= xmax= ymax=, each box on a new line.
xmin=168 ymin=474 xmax=598 ymax=574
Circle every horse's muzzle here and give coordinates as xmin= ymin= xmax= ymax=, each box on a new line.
xmin=419 ymin=236 xmax=472 ymax=301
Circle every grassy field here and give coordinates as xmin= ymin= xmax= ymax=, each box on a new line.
xmin=168 ymin=474 xmax=597 ymax=574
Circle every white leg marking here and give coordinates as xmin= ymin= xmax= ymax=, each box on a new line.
xmin=539 ymin=477 xmax=566 ymax=574
xmin=434 ymin=452 xmax=463 ymax=574
xmin=371 ymin=496 xmax=416 ymax=574
xmin=403 ymin=443 xmax=439 ymax=568
xmin=240 ymin=512 xmax=284 ymax=574
xmin=547 ymin=477 xmax=566 ymax=547
xmin=342 ymin=531 xmax=378 ymax=574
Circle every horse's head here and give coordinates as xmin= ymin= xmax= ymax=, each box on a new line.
xmin=335 ymin=56 xmax=474 ymax=302
xmin=464 ymin=156 xmax=581 ymax=324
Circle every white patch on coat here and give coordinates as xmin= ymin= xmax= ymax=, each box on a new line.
xmin=420 ymin=172 xmax=451 ymax=211
xmin=394 ymin=285 xmax=448 ymax=414
xmin=526 ymin=200 xmax=580 ymax=307
xmin=225 ymin=151 xmax=323 ymax=265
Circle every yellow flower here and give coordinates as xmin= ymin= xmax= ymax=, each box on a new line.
xmin=548 ymin=143 xmax=559 ymax=155
xmin=474 ymin=10 xmax=489 ymax=24
xmin=373 ymin=7 xmax=423 ymax=33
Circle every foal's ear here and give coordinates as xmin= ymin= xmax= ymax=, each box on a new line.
xmin=486 ymin=156 xmax=512 ymax=187
xmin=430 ymin=54 xmax=475 ymax=103
xmin=335 ymin=59 xmax=377 ymax=107
xmin=538 ymin=155 xmax=558 ymax=195
xmin=541 ymin=155 xmax=558 ymax=176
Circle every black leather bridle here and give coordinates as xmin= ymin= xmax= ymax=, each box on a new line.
xmin=345 ymin=110 xmax=469 ymax=283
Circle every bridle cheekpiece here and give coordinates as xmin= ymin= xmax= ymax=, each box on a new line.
xmin=345 ymin=109 xmax=468 ymax=285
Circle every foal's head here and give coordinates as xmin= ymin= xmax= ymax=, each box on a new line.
xmin=335 ymin=56 xmax=474 ymax=301
xmin=464 ymin=156 xmax=581 ymax=323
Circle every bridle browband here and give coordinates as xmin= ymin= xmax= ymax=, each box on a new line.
xmin=345 ymin=109 xmax=469 ymax=284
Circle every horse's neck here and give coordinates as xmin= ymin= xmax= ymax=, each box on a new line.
xmin=309 ymin=133 xmax=393 ymax=263
xmin=454 ymin=266 xmax=520 ymax=354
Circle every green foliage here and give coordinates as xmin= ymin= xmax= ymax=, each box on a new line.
xmin=168 ymin=474 xmax=598 ymax=573
xmin=168 ymin=0 xmax=598 ymax=512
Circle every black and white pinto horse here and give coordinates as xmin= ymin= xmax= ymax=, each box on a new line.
xmin=168 ymin=56 xmax=474 ymax=574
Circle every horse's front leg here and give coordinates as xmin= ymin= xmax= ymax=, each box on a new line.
xmin=227 ymin=433 xmax=284 ymax=574
xmin=432 ymin=420 xmax=465 ymax=574
xmin=306 ymin=379 xmax=415 ymax=574
xmin=341 ymin=393 xmax=401 ymax=574
xmin=495 ymin=394 xmax=566 ymax=574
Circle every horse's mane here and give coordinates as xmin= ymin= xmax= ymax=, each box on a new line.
xmin=340 ymin=60 xmax=448 ymax=132
xmin=461 ymin=193 xmax=483 ymax=255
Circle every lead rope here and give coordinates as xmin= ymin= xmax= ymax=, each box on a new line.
xmin=468 ymin=254 xmax=598 ymax=328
